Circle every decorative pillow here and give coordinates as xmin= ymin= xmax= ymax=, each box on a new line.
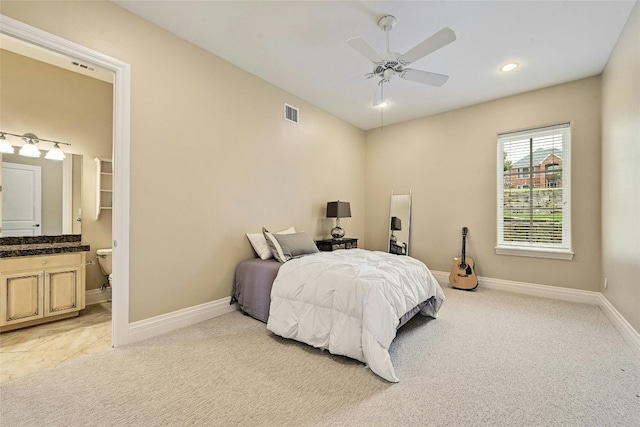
xmin=247 ymin=227 xmax=295 ymax=260
xmin=272 ymin=232 xmax=319 ymax=262
xmin=263 ymin=227 xmax=288 ymax=262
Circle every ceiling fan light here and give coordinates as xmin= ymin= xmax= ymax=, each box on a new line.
xmin=45 ymin=143 xmax=66 ymax=160
xmin=500 ymin=62 xmax=519 ymax=72
xmin=376 ymin=101 xmax=388 ymax=108
xmin=0 ymin=135 xmax=14 ymax=154
xmin=19 ymin=141 xmax=41 ymax=158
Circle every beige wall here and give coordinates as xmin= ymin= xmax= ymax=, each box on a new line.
xmin=0 ymin=49 xmax=113 ymax=291
xmin=0 ymin=1 xmax=366 ymax=322
xmin=365 ymin=77 xmax=602 ymax=291
xmin=601 ymin=1 xmax=640 ymax=333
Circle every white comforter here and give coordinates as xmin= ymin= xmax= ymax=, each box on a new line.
xmin=266 ymin=249 xmax=445 ymax=382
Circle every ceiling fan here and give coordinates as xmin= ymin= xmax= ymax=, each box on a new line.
xmin=346 ymin=15 xmax=456 ymax=107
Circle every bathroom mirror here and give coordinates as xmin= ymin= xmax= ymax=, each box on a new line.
xmin=388 ymin=192 xmax=411 ymax=256
xmin=1 ymin=148 xmax=82 ymax=237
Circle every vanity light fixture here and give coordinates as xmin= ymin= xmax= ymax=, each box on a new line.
xmin=0 ymin=131 xmax=71 ymax=160
xmin=500 ymin=62 xmax=519 ymax=72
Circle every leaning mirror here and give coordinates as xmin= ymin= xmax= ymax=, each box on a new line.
xmin=389 ymin=191 xmax=411 ymax=255
xmin=1 ymin=148 xmax=82 ymax=237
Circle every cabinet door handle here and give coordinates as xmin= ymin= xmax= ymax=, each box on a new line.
xmin=33 ymin=224 xmax=40 ymax=227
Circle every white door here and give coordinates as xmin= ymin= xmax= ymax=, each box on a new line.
xmin=2 ymin=162 xmax=42 ymax=236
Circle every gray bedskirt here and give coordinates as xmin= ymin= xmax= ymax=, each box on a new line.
xmin=231 ymin=258 xmax=281 ymax=323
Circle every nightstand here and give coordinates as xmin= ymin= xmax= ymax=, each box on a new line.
xmin=389 ymin=241 xmax=407 ymax=255
xmin=316 ymin=238 xmax=358 ymax=252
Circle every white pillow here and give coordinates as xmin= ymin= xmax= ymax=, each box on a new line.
xmin=246 ymin=227 xmax=295 ymax=259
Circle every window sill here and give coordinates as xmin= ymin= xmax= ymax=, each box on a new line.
xmin=495 ymin=246 xmax=574 ymax=260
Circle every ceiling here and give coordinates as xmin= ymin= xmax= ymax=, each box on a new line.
xmin=113 ymin=1 xmax=635 ymax=131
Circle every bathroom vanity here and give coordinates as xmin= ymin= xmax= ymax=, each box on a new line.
xmin=0 ymin=236 xmax=90 ymax=332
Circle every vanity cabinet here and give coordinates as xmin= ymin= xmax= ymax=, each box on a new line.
xmin=0 ymin=252 xmax=86 ymax=331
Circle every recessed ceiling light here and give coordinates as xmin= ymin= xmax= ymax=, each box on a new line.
xmin=500 ymin=62 xmax=519 ymax=72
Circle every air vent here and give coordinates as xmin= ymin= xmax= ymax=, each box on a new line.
xmin=284 ymin=103 xmax=299 ymax=124
xmin=71 ymin=61 xmax=96 ymax=72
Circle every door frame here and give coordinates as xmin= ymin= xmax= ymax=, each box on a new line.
xmin=0 ymin=14 xmax=132 ymax=347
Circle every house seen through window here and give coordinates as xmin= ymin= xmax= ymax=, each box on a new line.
xmin=496 ymin=123 xmax=573 ymax=259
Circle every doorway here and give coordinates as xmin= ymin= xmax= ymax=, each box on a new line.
xmin=0 ymin=14 xmax=131 ymax=347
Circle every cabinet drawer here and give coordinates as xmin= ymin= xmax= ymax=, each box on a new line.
xmin=0 ymin=253 xmax=83 ymax=273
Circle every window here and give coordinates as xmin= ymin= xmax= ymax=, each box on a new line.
xmin=497 ymin=123 xmax=573 ymax=259
xmin=517 ymin=167 xmax=531 ymax=178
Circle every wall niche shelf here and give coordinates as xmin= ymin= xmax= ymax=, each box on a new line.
xmin=94 ymin=158 xmax=113 ymax=220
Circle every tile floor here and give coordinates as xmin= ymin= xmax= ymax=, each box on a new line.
xmin=0 ymin=302 xmax=112 ymax=383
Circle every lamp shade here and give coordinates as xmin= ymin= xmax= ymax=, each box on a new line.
xmin=326 ymin=201 xmax=351 ymax=219
xmin=44 ymin=143 xmax=66 ymax=160
xmin=19 ymin=141 xmax=41 ymax=158
xmin=0 ymin=135 xmax=14 ymax=154
xmin=391 ymin=216 xmax=402 ymax=231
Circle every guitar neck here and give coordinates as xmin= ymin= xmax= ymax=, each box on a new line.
xmin=461 ymin=235 xmax=466 ymax=265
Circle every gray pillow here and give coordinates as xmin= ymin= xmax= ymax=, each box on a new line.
xmin=272 ymin=231 xmax=319 ymax=262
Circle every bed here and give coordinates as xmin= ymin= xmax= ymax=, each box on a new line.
xmin=233 ymin=244 xmax=445 ymax=382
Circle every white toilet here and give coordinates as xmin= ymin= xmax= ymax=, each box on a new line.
xmin=96 ymin=248 xmax=113 ymax=289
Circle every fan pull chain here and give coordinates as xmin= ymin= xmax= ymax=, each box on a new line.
xmin=379 ymin=81 xmax=385 ymax=130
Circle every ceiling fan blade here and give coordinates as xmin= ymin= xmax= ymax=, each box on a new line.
xmin=400 ymin=27 xmax=456 ymax=65
xmin=347 ymin=37 xmax=383 ymax=63
xmin=400 ymin=69 xmax=449 ymax=87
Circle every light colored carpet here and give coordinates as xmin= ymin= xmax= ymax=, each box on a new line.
xmin=1 ymin=284 xmax=638 ymax=426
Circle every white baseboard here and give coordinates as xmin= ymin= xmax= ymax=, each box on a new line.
xmin=597 ymin=294 xmax=640 ymax=357
xmin=127 ymin=297 xmax=238 ymax=344
xmin=86 ymin=288 xmax=112 ymax=305
xmin=432 ymin=270 xmax=640 ymax=358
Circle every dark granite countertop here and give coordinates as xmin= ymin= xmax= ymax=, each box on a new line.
xmin=0 ymin=235 xmax=90 ymax=258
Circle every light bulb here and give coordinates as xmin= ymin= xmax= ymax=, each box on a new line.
xmin=500 ymin=62 xmax=519 ymax=72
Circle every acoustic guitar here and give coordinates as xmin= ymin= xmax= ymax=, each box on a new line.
xmin=449 ymin=227 xmax=478 ymax=290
